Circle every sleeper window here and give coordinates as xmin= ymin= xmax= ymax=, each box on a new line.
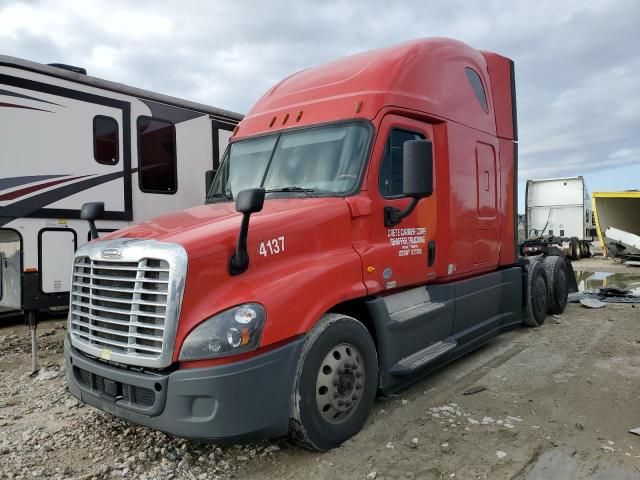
xmin=137 ymin=116 xmax=177 ymax=194
xmin=93 ymin=115 xmax=119 ymax=165
xmin=465 ymin=67 xmax=489 ymax=113
xmin=379 ymin=129 xmax=424 ymax=198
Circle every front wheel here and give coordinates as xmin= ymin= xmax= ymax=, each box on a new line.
xmin=289 ymin=314 xmax=378 ymax=451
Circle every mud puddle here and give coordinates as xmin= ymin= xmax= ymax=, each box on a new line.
xmin=573 ymin=270 xmax=640 ymax=295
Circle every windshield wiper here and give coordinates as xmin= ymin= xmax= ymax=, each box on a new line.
xmin=265 ymin=186 xmax=315 ymax=195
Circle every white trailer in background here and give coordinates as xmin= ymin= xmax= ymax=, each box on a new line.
xmin=525 ymin=176 xmax=597 ymax=259
xmin=0 ymin=56 xmax=242 ymax=316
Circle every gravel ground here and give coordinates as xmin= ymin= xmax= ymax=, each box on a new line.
xmin=1 ymin=259 xmax=639 ymax=480
xmin=0 ymin=319 xmax=286 ymax=480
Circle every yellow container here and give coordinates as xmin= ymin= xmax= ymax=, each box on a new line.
xmin=592 ymin=191 xmax=640 ymax=256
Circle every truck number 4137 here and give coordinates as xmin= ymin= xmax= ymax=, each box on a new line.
xmin=259 ymin=236 xmax=285 ymax=257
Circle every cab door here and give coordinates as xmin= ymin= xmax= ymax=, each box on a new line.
xmin=357 ymin=114 xmax=437 ymax=293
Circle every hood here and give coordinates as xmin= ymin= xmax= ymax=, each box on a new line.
xmin=106 ymin=197 xmax=350 ymax=260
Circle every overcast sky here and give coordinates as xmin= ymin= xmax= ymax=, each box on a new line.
xmin=2 ymin=0 xmax=639 ymax=209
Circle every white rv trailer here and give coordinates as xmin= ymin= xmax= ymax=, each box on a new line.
xmin=0 ymin=56 xmax=242 ymax=314
xmin=525 ymin=176 xmax=597 ymax=258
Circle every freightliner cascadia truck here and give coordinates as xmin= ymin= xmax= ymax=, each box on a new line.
xmin=65 ymin=38 xmax=576 ymax=451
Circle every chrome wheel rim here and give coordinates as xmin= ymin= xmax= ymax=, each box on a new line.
xmin=315 ymin=343 xmax=364 ymax=424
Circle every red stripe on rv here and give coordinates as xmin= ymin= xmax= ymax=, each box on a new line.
xmin=0 ymin=175 xmax=92 ymax=201
xmin=0 ymin=102 xmax=51 ymax=112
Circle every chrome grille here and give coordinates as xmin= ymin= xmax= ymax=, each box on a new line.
xmin=70 ymin=257 xmax=169 ymax=358
xmin=68 ymin=239 xmax=187 ymax=368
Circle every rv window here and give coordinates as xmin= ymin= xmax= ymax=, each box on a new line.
xmin=465 ymin=67 xmax=489 ymax=114
xmin=137 ymin=116 xmax=177 ymax=194
xmin=379 ymin=129 xmax=424 ymax=198
xmin=93 ymin=116 xmax=119 ymax=165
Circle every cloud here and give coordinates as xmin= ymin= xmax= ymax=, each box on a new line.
xmin=1 ymin=0 xmax=638 ymax=182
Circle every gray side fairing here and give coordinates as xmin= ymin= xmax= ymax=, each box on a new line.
xmin=366 ymin=266 xmax=523 ymax=394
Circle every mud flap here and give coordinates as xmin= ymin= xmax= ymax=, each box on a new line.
xmin=562 ymin=257 xmax=579 ymax=294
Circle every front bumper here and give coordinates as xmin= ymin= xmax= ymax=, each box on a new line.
xmin=65 ymin=334 xmax=304 ymax=443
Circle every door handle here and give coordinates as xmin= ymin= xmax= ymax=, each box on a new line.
xmin=428 ymin=240 xmax=436 ymax=267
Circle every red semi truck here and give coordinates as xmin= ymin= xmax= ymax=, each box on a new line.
xmin=65 ymin=38 xmax=576 ymax=451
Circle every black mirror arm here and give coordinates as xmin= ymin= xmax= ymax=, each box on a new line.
xmin=229 ymin=213 xmax=252 ymax=275
xmin=384 ymin=197 xmax=420 ymax=228
xmin=81 ymin=202 xmax=105 ymax=240
xmin=227 ymin=188 xmax=265 ymax=276
xmin=88 ymin=221 xmax=99 ymax=240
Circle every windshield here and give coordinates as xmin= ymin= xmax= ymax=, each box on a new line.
xmin=207 ymin=122 xmax=370 ymax=201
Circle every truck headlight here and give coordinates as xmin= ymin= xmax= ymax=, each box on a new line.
xmin=179 ymin=303 xmax=265 ymax=361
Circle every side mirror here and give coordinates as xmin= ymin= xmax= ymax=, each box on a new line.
xmin=205 ymin=169 xmax=216 ymax=194
xmin=403 ymin=139 xmax=433 ymax=198
xmin=235 ymin=187 xmax=265 ymax=214
xmin=80 ymin=202 xmax=104 ymax=240
xmin=228 ymin=188 xmax=265 ymax=275
xmin=384 ymin=140 xmax=434 ymax=228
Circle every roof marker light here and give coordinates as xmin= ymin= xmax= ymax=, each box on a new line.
xmin=355 ymin=100 xmax=363 ymax=113
xmin=269 ymin=116 xmax=276 ymax=127
xmin=282 ymin=113 xmax=289 ymax=125
xmin=296 ymin=110 xmax=303 ymax=122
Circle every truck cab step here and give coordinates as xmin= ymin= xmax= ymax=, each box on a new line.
xmin=389 ymin=301 xmax=446 ymax=325
xmin=390 ymin=339 xmax=457 ymax=376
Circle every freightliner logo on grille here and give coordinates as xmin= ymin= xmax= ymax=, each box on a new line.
xmin=101 ymin=248 xmax=122 ymax=258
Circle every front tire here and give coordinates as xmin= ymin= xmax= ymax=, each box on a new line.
xmin=289 ymin=314 xmax=378 ymax=451
xmin=522 ymin=258 xmax=549 ymax=327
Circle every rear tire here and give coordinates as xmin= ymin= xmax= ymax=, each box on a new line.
xmin=289 ymin=314 xmax=378 ymax=451
xmin=522 ymin=259 xmax=549 ymax=327
xmin=569 ymin=238 xmax=579 ymax=260
xmin=543 ymin=255 xmax=568 ymax=314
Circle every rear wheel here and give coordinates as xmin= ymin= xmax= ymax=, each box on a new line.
xmin=569 ymin=238 xmax=579 ymax=260
xmin=543 ymin=255 xmax=568 ymax=314
xmin=522 ymin=259 xmax=549 ymax=327
xmin=289 ymin=314 xmax=378 ymax=451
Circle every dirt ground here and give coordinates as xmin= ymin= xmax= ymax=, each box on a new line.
xmin=1 ymin=258 xmax=639 ymax=479
xmin=573 ymin=256 xmax=637 ymax=274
